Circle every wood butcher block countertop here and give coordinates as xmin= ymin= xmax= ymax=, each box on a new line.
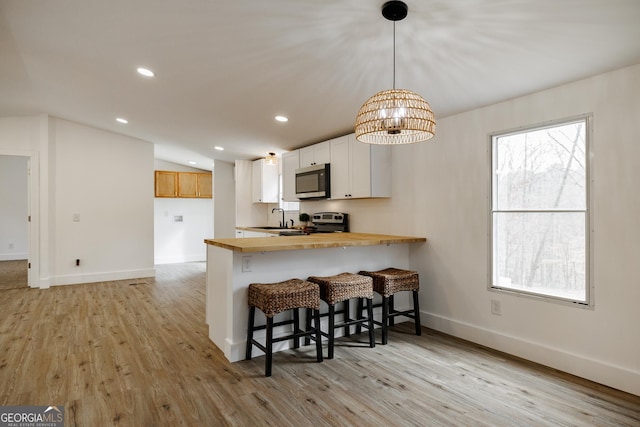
xmin=204 ymin=232 xmax=426 ymax=253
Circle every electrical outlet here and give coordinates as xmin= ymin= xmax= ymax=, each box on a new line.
xmin=491 ymin=299 xmax=502 ymax=316
xmin=242 ymin=256 xmax=252 ymax=272
xmin=8 ymin=243 xmax=13 ymax=249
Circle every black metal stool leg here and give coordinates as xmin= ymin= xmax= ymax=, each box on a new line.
xmin=304 ymin=308 xmax=312 ymax=346
xmin=344 ymin=300 xmax=351 ymax=337
xmin=381 ymin=296 xmax=389 ymax=345
xmin=313 ymin=309 xmax=323 ymax=362
xmin=265 ymin=316 xmax=274 ymax=377
xmin=388 ymin=294 xmax=395 ymax=326
xmin=328 ymin=304 xmax=335 ymax=359
xmin=293 ymin=308 xmax=300 ymax=349
xmin=367 ymin=298 xmax=375 ymax=348
xmin=413 ymin=290 xmax=422 ymax=336
xmin=246 ymin=306 xmax=256 ymax=360
xmin=355 ymin=298 xmax=364 ymax=335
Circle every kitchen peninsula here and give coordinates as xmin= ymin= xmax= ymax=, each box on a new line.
xmin=204 ymin=232 xmax=426 ymax=362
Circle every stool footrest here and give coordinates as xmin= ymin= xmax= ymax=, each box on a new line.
xmin=249 ymin=326 xmax=320 ymax=350
xmin=250 ymin=318 xmax=297 ymax=332
xmin=315 ymin=317 xmax=375 ymax=340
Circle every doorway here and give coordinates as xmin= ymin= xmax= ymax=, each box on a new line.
xmin=0 ymin=155 xmax=29 ymax=290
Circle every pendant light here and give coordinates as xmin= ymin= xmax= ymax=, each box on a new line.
xmin=355 ymin=1 xmax=436 ymax=144
xmin=265 ymin=152 xmax=277 ymax=165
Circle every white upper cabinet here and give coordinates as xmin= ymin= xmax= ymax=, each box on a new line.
xmin=329 ymin=135 xmax=350 ymax=200
xmin=299 ymin=140 xmax=331 ymax=167
xmin=282 ymin=150 xmax=300 ymax=202
xmin=252 ymin=158 xmax=279 ymax=203
xmin=330 ymin=133 xmax=391 ymax=199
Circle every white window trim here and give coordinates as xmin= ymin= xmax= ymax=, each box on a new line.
xmin=487 ymin=114 xmax=595 ymax=309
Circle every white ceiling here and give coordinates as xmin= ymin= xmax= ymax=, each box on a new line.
xmin=2 ymin=1 xmax=640 ymax=171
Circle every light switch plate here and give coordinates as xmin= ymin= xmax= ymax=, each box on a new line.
xmin=242 ymin=256 xmax=252 ymax=272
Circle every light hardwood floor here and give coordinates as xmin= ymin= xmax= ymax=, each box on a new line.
xmin=0 ymin=262 xmax=638 ymax=426
xmin=0 ymin=259 xmax=28 ymax=291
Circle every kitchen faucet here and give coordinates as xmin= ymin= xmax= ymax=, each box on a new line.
xmin=272 ymin=208 xmax=286 ymax=228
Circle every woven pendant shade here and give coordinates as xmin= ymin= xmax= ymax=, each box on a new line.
xmin=355 ymin=89 xmax=436 ymax=144
xmin=355 ymin=1 xmax=436 ymax=145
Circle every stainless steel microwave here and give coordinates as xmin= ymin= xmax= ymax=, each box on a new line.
xmin=295 ymin=163 xmax=331 ymax=199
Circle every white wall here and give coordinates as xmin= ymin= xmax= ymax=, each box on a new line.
xmin=153 ymin=159 xmax=213 ymax=264
xmin=52 ymin=118 xmax=155 ymax=284
xmin=213 ymin=159 xmax=235 ymax=238
xmin=0 ymin=155 xmax=28 ymax=260
xmin=0 ymin=115 xmax=155 ymax=286
xmin=306 ymin=64 xmax=640 ymax=396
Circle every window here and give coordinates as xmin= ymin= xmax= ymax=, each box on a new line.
xmin=490 ymin=116 xmax=591 ymax=305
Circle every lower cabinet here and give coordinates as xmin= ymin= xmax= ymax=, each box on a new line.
xmin=235 ymin=229 xmax=272 ymax=238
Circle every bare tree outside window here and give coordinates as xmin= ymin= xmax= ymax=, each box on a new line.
xmin=491 ymin=118 xmax=590 ymax=303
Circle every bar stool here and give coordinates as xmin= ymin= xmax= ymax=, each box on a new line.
xmin=246 ymin=279 xmax=323 ymax=377
xmin=306 ymin=272 xmax=375 ymax=359
xmin=358 ymin=268 xmax=421 ymax=345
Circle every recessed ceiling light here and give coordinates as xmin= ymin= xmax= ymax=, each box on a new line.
xmin=275 ymin=115 xmax=288 ymax=122
xmin=136 ymin=67 xmax=155 ymax=77
xmin=188 ymin=161 xmax=197 ymax=165
xmin=214 ymin=146 xmax=224 ymax=151
xmin=116 ymin=117 xmax=128 ymax=124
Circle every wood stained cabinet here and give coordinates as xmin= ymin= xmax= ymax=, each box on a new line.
xmin=154 ymin=171 xmax=212 ymax=198
xmin=155 ymin=171 xmax=178 ymax=197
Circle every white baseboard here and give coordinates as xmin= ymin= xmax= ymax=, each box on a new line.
xmin=154 ymin=254 xmax=205 ymax=265
xmin=0 ymin=253 xmax=28 ymax=261
xmin=52 ymin=268 xmax=156 ymax=286
xmin=422 ymin=311 xmax=640 ymax=397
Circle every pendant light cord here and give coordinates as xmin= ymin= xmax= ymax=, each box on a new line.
xmin=393 ymin=20 xmax=396 ymax=90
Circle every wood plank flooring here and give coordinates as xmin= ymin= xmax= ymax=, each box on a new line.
xmin=0 ymin=259 xmax=28 ymax=290
xmin=0 ymin=262 xmax=638 ymax=426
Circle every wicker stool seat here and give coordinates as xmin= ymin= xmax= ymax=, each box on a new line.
xmin=358 ymin=268 xmax=421 ymax=345
xmin=306 ymin=272 xmax=375 ymax=359
xmin=246 ymin=279 xmax=323 ymax=377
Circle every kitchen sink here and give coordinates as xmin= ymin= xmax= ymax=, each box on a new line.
xmin=250 ymin=226 xmax=287 ymax=230
xmin=278 ymin=230 xmax=308 ymax=236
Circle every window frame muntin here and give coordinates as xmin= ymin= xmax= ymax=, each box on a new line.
xmin=488 ymin=114 xmax=594 ymax=309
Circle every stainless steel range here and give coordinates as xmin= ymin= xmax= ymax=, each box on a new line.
xmin=311 ymin=212 xmax=349 ymax=233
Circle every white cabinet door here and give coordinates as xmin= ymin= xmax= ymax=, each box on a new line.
xmin=330 ymin=135 xmax=350 ymax=199
xmin=252 ymin=159 xmax=278 ymax=203
xmin=299 ymin=141 xmax=331 ymax=167
xmin=282 ymin=150 xmax=300 ymax=202
xmin=313 ymin=140 xmax=331 ymax=164
xmin=329 ymin=134 xmax=391 ymax=200
xmin=299 ymin=146 xmax=315 ymax=168
xmin=349 ymin=134 xmax=373 ymax=198
xmin=243 ymin=230 xmax=269 ymax=238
